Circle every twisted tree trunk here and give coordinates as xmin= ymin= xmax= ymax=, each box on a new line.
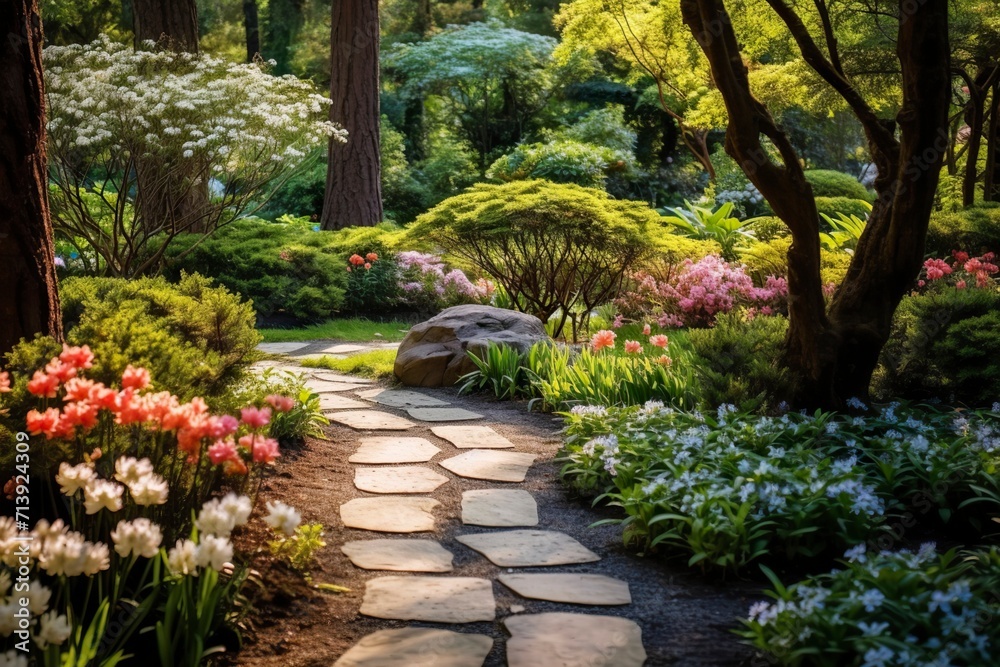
xmin=0 ymin=0 xmax=63 ymax=355
xmin=681 ymin=0 xmax=951 ymax=407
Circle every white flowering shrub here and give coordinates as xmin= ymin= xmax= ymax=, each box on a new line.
xmin=0 ymin=348 xmax=305 ymax=664
xmin=44 ymin=35 xmax=344 ymax=277
xmin=741 ymin=545 xmax=1000 ymax=666
xmin=561 ymin=401 xmax=1000 ymax=573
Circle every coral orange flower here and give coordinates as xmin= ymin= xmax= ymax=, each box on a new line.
xmin=240 ymin=406 xmax=271 ymax=428
xmin=208 ymin=438 xmax=240 ymax=465
xmin=366 ymin=252 xmax=378 ymax=262
xmin=590 ymin=329 xmax=616 ymax=352
xmin=656 ymin=355 xmax=672 ymax=366
xmin=59 ymin=344 xmax=94 ymax=370
xmin=348 ymin=254 xmax=365 ymax=266
xmin=252 ymin=437 xmax=281 ymax=464
xmin=266 ymin=395 xmax=295 ymax=412
xmin=0 ymin=371 xmax=10 ymax=393
xmin=364 ymin=262 xmax=372 ymax=270
xmin=122 ymin=365 xmax=151 ymax=390
xmin=26 ymin=408 xmax=60 ymax=436
xmin=642 ymin=324 xmax=651 ymax=336
xmin=27 ymin=371 xmax=60 ymax=398
xmin=624 ymin=340 xmax=642 ymax=354
xmin=649 ymin=334 xmax=669 ymax=348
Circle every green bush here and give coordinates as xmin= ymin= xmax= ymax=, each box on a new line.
xmin=411 ymin=180 xmax=661 ymax=340
xmin=745 ymin=216 xmax=790 ymax=243
xmin=5 ymin=274 xmax=259 ymax=404
xmin=740 ymin=237 xmax=851 ymax=286
xmin=925 ymin=204 xmax=1000 ymax=256
xmin=814 ymin=196 xmax=874 ymax=221
xmin=164 ymin=219 xmax=409 ymax=322
xmin=684 ymin=312 xmax=794 ymax=412
xmin=875 ymin=287 xmax=1000 ymax=406
xmin=804 ymin=169 xmax=873 ymax=200
xmin=487 ymin=140 xmax=631 ymax=189
xmin=258 ymin=150 xmax=327 ymax=220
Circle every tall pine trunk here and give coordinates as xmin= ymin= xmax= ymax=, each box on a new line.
xmin=0 ymin=0 xmax=63 ymax=355
xmin=321 ymin=0 xmax=383 ymax=230
xmin=244 ymin=0 xmax=260 ymax=62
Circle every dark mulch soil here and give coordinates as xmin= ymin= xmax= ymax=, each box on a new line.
xmin=226 ymin=385 xmax=762 ymax=667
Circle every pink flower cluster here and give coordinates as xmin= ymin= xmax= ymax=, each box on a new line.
xmin=396 ymin=251 xmax=494 ymax=308
xmin=11 ymin=345 xmax=292 ymax=474
xmin=589 ymin=328 xmax=673 ymax=366
xmin=920 ymin=251 xmax=998 ymax=289
xmin=619 ymin=256 xmax=788 ymax=327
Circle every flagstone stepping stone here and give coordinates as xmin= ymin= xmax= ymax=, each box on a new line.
xmin=328 ymin=410 xmax=416 ymax=431
xmin=349 ymin=437 xmax=441 ymax=464
xmin=455 ymin=530 xmax=600 ymax=567
xmin=354 ymin=466 xmax=449 ymax=494
xmin=341 ymin=539 xmax=454 ymax=572
xmin=356 ymin=388 xmax=450 ymax=408
xmin=333 ymin=627 xmax=492 ymax=667
xmin=319 ymin=343 xmax=369 ymax=355
xmin=432 ymin=425 xmax=513 ymax=449
xmin=304 ymin=379 xmax=361 ymax=393
xmin=498 ymin=573 xmax=632 ymax=605
xmin=256 ymin=342 xmax=310 ymax=354
xmin=461 ymin=489 xmax=538 ymax=527
xmin=320 ymin=394 xmax=370 ymax=411
xmin=439 ymin=450 xmax=536 ymax=483
xmin=408 ymin=408 xmax=483 ymax=422
xmin=504 ymin=613 xmax=646 ymax=667
xmin=360 ymin=576 xmax=495 ymax=623
xmin=310 ymin=372 xmax=374 ymax=384
xmin=340 ymin=497 xmax=440 ymax=533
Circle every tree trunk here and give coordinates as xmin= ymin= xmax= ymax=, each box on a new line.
xmin=961 ymin=66 xmax=995 ymax=206
xmin=244 ymin=0 xmax=260 ymax=62
xmin=263 ymin=0 xmax=305 ymax=76
xmin=0 ymin=0 xmax=63 ymax=356
xmin=132 ymin=0 xmax=211 ymax=238
xmin=322 ymin=0 xmax=383 ymax=230
xmin=132 ymin=0 xmax=199 ymax=51
xmin=681 ymin=0 xmax=950 ymax=407
xmin=985 ymin=82 xmax=1000 ymax=201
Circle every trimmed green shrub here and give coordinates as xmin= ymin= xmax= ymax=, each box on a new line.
xmin=487 ymin=140 xmax=631 ymax=189
xmin=815 ymin=196 xmax=874 ymax=221
xmin=740 ymin=237 xmax=851 ymax=286
xmin=5 ymin=274 xmax=259 ymax=404
xmin=804 ymin=169 xmax=873 ymax=200
xmin=649 ymin=233 xmax=721 ymax=266
xmin=684 ymin=312 xmax=794 ymax=412
xmin=925 ymin=205 xmax=1000 ymax=256
xmin=411 ymin=180 xmax=661 ymax=340
xmin=875 ymin=287 xmax=1000 ymax=406
xmin=164 ymin=219 xmax=410 ymax=322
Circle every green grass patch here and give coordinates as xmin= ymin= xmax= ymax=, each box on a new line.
xmin=300 ymin=349 xmax=398 ymax=380
xmin=259 ymin=318 xmax=410 ymax=343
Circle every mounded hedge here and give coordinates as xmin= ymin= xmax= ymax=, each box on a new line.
xmin=926 ymin=205 xmax=1000 ymax=256
xmin=804 ymin=169 xmax=873 ymax=201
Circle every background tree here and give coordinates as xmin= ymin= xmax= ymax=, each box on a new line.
xmin=0 ymin=0 xmax=63 ymax=355
xmin=321 ymin=0 xmax=383 ymax=229
xmin=680 ymin=0 xmax=951 ymax=406
xmin=132 ymin=0 xmax=199 ymax=50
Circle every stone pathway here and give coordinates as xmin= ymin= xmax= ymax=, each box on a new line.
xmin=252 ymin=344 xmax=649 ymax=666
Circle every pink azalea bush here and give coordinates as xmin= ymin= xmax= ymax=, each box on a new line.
xmin=617 ymin=255 xmax=788 ymax=327
xmin=918 ymin=250 xmax=998 ymax=289
xmin=396 ymin=251 xmax=494 ymax=310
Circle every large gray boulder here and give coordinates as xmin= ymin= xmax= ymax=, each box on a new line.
xmin=394 ymin=305 xmax=548 ymax=387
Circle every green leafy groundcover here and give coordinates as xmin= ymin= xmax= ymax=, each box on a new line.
xmin=560 ymin=401 xmax=1000 ymax=574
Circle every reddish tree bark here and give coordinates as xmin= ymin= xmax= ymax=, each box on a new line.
xmin=680 ymin=0 xmax=951 ymax=406
xmin=0 ymin=0 xmax=63 ymax=355
xmin=321 ymin=0 xmax=383 ymax=230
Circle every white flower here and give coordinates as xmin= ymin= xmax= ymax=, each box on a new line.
xmin=111 ymin=518 xmax=163 ymax=559
xmin=860 ymin=646 xmax=893 ymax=667
xmin=196 ymin=535 xmax=233 ymax=571
xmin=859 ymin=588 xmax=886 ymax=612
xmin=197 ymin=493 xmax=252 ymax=537
xmin=219 ymin=493 xmax=253 ymax=526
xmin=82 ymin=479 xmax=124 ymax=514
xmin=843 ymin=544 xmax=868 ymax=563
xmin=128 ymin=474 xmax=169 ymax=506
xmin=858 ymin=621 xmax=889 ymax=637
xmin=0 ymin=649 xmax=28 ymax=667
xmin=56 ymin=462 xmax=96 ymax=496
xmin=35 ymin=611 xmax=72 ymax=649
xmin=39 ymin=532 xmax=86 ymax=576
xmin=82 ymin=541 xmax=110 ymax=576
xmin=264 ymin=501 xmax=301 ymax=537
xmin=26 ymin=581 xmax=51 ymax=615
xmin=0 ymin=602 xmax=18 ymax=636
xmin=113 ymin=456 xmax=154 ymax=487
xmin=167 ymin=539 xmax=199 ymax=576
